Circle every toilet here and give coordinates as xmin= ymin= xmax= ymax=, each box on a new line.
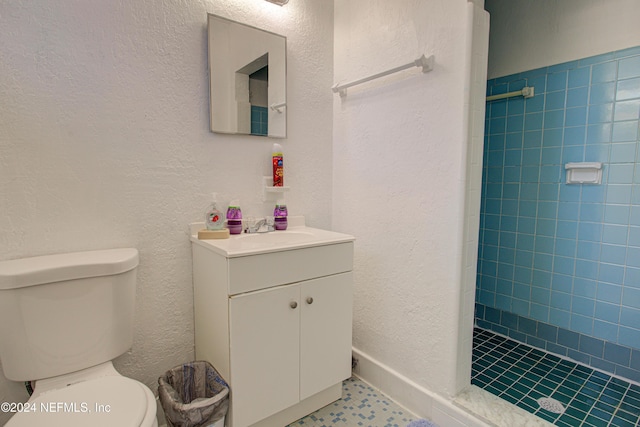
xmin=0 ymin=248 xmax=157 ymax=427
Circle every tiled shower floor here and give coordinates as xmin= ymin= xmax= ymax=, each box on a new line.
xmin=472 ymin=327 xmax=640 ymax=426
xmin=288 ymin=377 xmax=416 ymax=427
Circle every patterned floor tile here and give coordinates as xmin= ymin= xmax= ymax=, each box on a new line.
xmin=288 ymin=377 xmax=416 ymax=427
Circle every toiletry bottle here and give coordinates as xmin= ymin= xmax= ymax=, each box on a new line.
xmin=272 ymin=143 xmax=284 ymax=187
xmin=274 ymin=200 xmax=288 ymax=230
xmin=226 ymin=200 xmax=243 ymax=235
xmin=204 ymin=193 xmax=224 ymax=230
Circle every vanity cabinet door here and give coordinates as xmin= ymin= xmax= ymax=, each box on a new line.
xmin=300 ymin=272 xmax=353 ymax=400
xmin=229 ymin=284 xmax=300 ymax=427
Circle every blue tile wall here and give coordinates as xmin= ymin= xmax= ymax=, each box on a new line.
xmin=476 ymin=303 xmax=640 ymax=382
xmin=477 ymin=46 xmax=640 ymax=377
xmin=250 ymin=105 xmax=268 ymax=136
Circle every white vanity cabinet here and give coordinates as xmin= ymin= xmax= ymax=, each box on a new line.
xmin=191 ymin=224 xmax=354 ymax=427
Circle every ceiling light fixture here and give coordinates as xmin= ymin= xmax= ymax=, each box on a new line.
xmin=265 ymin=0 xmax=289 ymax=5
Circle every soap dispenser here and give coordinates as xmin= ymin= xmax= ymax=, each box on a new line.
xmin=274 ymin=199 xmax=288 ymax=230
xmin=204 ymin=193 xmax=224 ymax=230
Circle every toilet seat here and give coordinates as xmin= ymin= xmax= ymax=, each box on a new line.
xmin=7 ymin=376 xmax=156 ymax=427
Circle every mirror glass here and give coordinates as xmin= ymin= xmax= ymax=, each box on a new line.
xmin=208 ymin=14 xmax=287 ymax=138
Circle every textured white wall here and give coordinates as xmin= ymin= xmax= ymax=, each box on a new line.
xmin=0 ymin=0 xmax=333 ymax=423
xmin=486 ymin=0 xmax=640 ymax=79
xmin=332 ymin=0 xmax=475 ymax=396
xmin=456 ymin=2 xmax=490 ymax=395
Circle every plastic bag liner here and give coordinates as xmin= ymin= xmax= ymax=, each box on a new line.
xmin=158 ymin=360 xmax=230 ymax=427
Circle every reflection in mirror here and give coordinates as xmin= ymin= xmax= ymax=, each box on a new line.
xmin=208 ymin=14 xmax=287 ymax=138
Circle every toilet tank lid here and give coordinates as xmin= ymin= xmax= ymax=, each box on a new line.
xmin=0 ymin=248 xmax=139 ymax=290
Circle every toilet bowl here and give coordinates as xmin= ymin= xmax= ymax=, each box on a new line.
xmin=6 ymin=362 xmax=158 ymax=427
xmin=0 ymin=249 xmax=158 ymax=426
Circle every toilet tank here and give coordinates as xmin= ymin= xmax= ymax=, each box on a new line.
xmin=0 ymin=248 xmax=139 ymax=381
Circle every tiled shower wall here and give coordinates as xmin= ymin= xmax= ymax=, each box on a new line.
xmin=476 ymin=46 xmax=640 ymax=381
xmin=251 ymin=105 xmax=268 ymax=136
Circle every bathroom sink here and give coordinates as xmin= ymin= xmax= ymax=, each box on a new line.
xmin=235 ymin=230 xmax=316 ymax=245
xmin=190 ymin=221 xmax=354 ymax=257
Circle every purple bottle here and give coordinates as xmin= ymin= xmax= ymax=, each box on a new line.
xmin=226 ymin=201 xmax=242 ymax=235
xmin=274 ymin=202 xmax=288 ymax=231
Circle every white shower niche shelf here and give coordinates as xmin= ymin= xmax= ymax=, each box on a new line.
xmin=190 ymin=221 xmax=354 ymax=427
xmin=262 ymin=175 xmax=290 ymax=201
xmin=565 ymin=162 xmax=603 ymax=185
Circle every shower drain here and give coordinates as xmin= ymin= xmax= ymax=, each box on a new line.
xmin=537 ymin=397 xmax=565 ymax=414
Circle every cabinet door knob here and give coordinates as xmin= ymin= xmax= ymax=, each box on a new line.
xmin=290 ymin=301 xmax=298 ymax=309
xmin=306 ymin=297 xmax=314 ymax=305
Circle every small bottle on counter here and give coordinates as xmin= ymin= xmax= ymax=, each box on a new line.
xmin=204 ymin=193 xmax=224 ymax=230
xmin=274 ymin=200 xmax=288 ymax=231
xmin=226 ymin=200 xmax=243 ymax=235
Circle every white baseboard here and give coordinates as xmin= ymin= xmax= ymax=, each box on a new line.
xmin=352 ymin=347 xmax=490 ymax=427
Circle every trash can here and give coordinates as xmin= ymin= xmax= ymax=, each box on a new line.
xmin=158 ymin=360 xmax=230 ymax=427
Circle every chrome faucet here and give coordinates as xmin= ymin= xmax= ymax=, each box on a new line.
xmin=244 ymin=217 xmax=275 ymax=234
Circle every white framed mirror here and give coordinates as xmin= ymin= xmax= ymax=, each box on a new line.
xmin=208 ymin=14 xmax=287 ymax=138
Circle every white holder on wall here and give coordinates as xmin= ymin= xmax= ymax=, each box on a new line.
xmin=565 ymin=162 xmax=603 ymax=185
xmin=270 ymin=102 xmax=286 ymax=113
xmin=486 ymin=86 xmax=535 ymax=102
xmin=262 ymin=176 xmax=290 ymax=201
xmin=332 ymin=54 xmax=435 ymax=97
